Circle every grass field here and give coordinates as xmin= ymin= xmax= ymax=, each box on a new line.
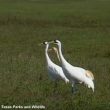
xmin=0 ymin=0 xmax=110 ymax=110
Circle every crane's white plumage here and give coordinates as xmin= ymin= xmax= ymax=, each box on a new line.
xmin=50 ymin=47 xmax=94 ymax=81
xmin=40 ymin=41 xmax=69 ymax=83
xmin=50 ymin=40 xmax=94 ymax=92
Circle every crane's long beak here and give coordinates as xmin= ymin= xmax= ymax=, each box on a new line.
xmin=48 ymin=41 xmax=54 ymax=44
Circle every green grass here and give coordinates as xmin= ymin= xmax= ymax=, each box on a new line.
xmin=0 ymin=0 xmax=110 ymax=110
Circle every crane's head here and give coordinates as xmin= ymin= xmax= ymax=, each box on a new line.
xmin=38 ymin=41 xmax=49 ymax=46
xmin=84 ymin=78 xmax=94 ymax=92
xmin=49 ymin=40 xmax=61 ymax=46
xmin=54 ymin=40 xmax=61 ymax=44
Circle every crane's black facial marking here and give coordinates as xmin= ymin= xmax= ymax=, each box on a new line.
xmin=43 ymin=42 xmax=46 ymax=45
xmin=54 ymin=40 xmax=58 ymax=43
xmin=54 ymin=40 xmax=57 ymax=42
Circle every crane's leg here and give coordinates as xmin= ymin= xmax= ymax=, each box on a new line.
xmin=71 ymin=82 xmax=78 ymax=94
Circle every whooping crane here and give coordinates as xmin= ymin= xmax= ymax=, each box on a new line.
xmin=50 ymin=40 xmax=94 ymax=93
xmin=49 ymin=47 xmax=79 ymax=93
xmin=39 ymin=41 xmax=69 ymax=89
xmin=51 ymin=47 xmax=94 ymax=81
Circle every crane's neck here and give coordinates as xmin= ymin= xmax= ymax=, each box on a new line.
xmin=45 ymin=44 xmax=53 ymax=65
xmin=57 ymin=43 xmax=68 ymax=66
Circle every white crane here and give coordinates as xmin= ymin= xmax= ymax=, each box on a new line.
xmin=50 ymin=40 xmax=94 ymax=92
xmin=39 ymin=41 xmax=69 ymax=89
xmin=50 ymin=47 xmax=94 ymax=81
